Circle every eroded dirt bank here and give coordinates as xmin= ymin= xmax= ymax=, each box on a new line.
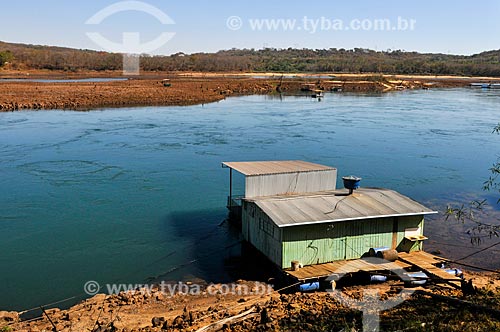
xmin=1 ymin=71 xmax=496 ymax=112
xmin=2 ymin=273 xmax=500 ymax=332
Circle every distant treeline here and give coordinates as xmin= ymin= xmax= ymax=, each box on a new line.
xmin=1 ymin=41 xmax=500 ymax=76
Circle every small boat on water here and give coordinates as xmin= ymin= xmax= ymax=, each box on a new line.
xmin=469 ymin=82 xmax=500 ymax=89
xmin=311 ymin=89 xmax=323 ymax=98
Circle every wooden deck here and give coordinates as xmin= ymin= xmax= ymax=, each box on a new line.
xmin=397 ymin=251 xmax=462 ymax=289
xmin=285 ymin=251 xmax=462 ymax=289
xmin=285 ymin=257 xmax=411 ymax=281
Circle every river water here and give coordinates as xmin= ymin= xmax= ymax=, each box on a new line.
xmin=1 ymin=88 xmax=499 ymax=310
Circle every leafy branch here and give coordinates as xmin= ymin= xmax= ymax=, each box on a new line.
xmin=444 ymin=122 xmax=500 ymax=245
xmin=484 ymin=125 xmax=500 ymax=203
xmin=444 ymin=199 xmax=500 ymax=245
xmin=483 ymin=162 xmax=500 ymax=204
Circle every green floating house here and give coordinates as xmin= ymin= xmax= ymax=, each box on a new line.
xmin=222 ymin=160 xmax=436 ymax=269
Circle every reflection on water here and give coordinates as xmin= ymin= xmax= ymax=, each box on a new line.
xmin=0 ymin=88 xmax=499 ymax=310
xmin=423 ymin=191 xmax=500 ymax=270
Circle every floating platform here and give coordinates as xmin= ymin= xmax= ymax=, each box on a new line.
xmin=285 ymin=251 xmax=463 ymax=289
xmin=285 ymin=256 xmax=410 ymax=281
xmin=398 ymin=251 xmax=462 ymax=289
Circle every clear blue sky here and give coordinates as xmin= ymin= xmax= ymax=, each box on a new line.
xmin=1 ymin=0 xmax=499 ymax=55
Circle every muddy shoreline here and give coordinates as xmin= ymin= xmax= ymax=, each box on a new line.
xmin=2 ymin=274 xmax=500 ymax=332
xmin=2 ymin=71 xmax=499 ymax=112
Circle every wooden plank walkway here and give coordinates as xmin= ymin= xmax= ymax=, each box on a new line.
xmin=397 ymin=251 xmax=463 ymax=289
xmin=285 ymin=251 xmax=462 ymax=289
xmin=285 ymin=257 xmax=410 ymax=281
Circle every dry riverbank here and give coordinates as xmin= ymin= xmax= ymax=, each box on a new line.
xmin=0 ymin=77 xmax=274 ymax=111
xmin=1 ymin=70 xmax=496 ymax=112
xmin=2 ymin=273 xmax=500 ymax=332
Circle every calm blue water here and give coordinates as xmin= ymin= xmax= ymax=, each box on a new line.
xmin=1 ymin=88 xmax=499 ymax=311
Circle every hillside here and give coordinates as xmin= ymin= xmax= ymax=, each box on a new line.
xmin=1 ymin=41 xmax=500 ymax=76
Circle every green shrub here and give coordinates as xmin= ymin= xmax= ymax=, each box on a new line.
xmin=0 ymin=50 xmax=14 ymax=66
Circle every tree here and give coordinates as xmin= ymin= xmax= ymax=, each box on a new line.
xmin=0 ymin=50 xmax=14 ymax=66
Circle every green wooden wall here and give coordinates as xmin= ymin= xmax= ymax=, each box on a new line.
xmin=241 ymin=201 xmax=283 ymax=266
xmin=281 ymin=215 xmax=424 ymax=269
xmin=242 ymin=201 xmax=425 ymax=269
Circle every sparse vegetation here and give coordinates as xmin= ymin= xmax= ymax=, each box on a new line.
xmin=2 ymin=41 xmax=500 ymax=76
xmin=0 ymin=50 xmax=13 ymax=67
xmin=364 ymin=74 xmax=390 ymax=83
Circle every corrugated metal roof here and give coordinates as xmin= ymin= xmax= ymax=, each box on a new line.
xmin=248 ymin=187 xmax=437 ymax=227
xmin=222 ymin=160 xmax=335 ymax=176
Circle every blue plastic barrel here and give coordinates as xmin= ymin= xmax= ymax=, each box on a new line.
xmin=444 ymin=268 xmax=463 ymax=277
xmin=406 ymin=272 xmax=428 ymax=285
xmin=299 ymin=282 xmax=320 ymax=292
xmin=369 ymin=246 xmax=390 ymax=257
xmin=370 ymin=275 xmax=388 ymax=283
xmin=342 ymin=176 xmax=362 ymax=190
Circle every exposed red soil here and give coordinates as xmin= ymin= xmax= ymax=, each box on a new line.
xmin=1 ymin=70 xmax=491 ymax=112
